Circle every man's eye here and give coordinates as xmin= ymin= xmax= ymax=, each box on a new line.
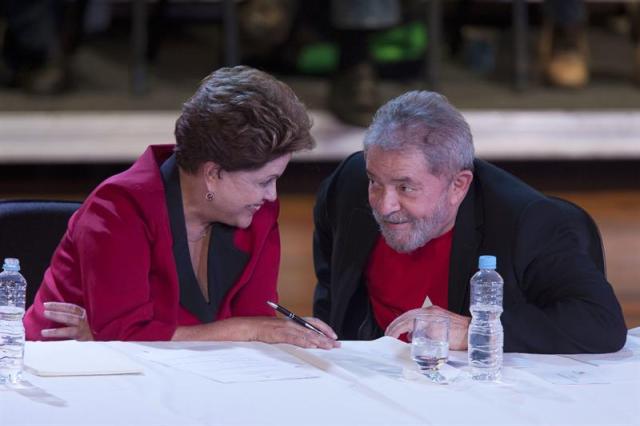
xmin=399 ymin=185 xmax=414 ymax=193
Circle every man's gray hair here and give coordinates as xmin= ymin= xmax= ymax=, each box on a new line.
xmin=363 ymin=91 xmax=474 ymax=176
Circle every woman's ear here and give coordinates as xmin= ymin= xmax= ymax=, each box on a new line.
xmin=202 ymin=161 xmax=222 ymax=183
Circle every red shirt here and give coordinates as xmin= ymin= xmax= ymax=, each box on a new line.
xmin=365 ymin=229 xmax=453 ymax=332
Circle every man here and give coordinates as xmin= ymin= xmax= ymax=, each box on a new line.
xmin=313 ymin=90 xmax=627 ymax=354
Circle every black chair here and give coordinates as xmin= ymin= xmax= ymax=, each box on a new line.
xmin=550 ymin=196 xmax=606 ymax=276
xmin=0 ymin=200 xmax=81 ymax=309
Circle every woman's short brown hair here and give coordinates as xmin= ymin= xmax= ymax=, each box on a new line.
xmin=175 ymin=66 xmax=314 ymax=173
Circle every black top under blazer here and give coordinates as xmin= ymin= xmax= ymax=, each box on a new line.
xmin=312 ymin=151 xmax=627 ymax=354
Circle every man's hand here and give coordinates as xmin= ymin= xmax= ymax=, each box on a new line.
xmin=385 ymin=305 xmax=470 ymax=350
xmin=41 ymin=302 xmax=93 ymax=341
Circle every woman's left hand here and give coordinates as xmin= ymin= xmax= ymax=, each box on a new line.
xmin=41 ymin=302 xmax=93 ymax=341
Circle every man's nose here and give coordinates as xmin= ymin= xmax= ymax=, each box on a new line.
xmin=373 ymin=188 xmax=400 ymax=216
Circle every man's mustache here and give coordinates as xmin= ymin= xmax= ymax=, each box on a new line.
xmin=373 ymin=210 xmax=412 ymax=225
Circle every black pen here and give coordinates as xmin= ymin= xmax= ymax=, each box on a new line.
xmin=266 ymin=301 xmax=327 ymax=337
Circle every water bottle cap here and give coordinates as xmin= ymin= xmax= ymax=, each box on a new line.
xmin=478 ymin=255 xmax=496 ymax=269
xmin=2 ymin=258 xmax=20 ymax=272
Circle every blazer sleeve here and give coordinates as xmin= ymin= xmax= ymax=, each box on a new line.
xmin=74 ymin=187 xmax=176 ymax=341
xmin=228 ymin=219 xmax=280 ymax=318
xmin=312 ymin=175 xmax=334 ymax=323
xmin=502 ymin=199 xmax=627 ymax=354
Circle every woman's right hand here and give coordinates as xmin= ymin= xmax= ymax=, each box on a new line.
xmin=41 ymin=302 xmax=93 ymax=341
xmin=173 ymin=316 xmax=340 ymax=349
xmin=252 ymin=316 xmax=340 ymax=349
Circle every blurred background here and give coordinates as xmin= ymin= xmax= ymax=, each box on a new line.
xmin=0 ymin=0 xmax=638 ymax=327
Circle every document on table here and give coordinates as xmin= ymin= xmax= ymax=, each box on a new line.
xmin=500 ymin=332 xmax=640 ymax=384
xmin=561 ymin=334 xmax=640 ymax=366
xmin=137 ymin=342 xmax=321 ymax=383
xmin=503 ymin=352 xmax=613 ymax=385
xmin=24 ymin=341 xmax=144 ymax=376
xmin=532 ymin=366 xmax=611 ymax=385
xmin=280 ymin=337 xmax=434 ymax=425
xmin=281 ymin=337 xmax=409 ymax=382
xmin=282 ymin=336 xmax=465 ymax=384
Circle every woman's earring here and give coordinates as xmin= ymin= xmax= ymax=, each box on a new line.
xmin=205 ymin=191 xmax=215 ymax=201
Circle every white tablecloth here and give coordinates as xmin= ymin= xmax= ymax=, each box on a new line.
xmin=2 ymin=329 xmax=639 ymax=426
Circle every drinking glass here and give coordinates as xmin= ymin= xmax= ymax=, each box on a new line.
xmin=411 ymin=314 xmax=450 ymax=383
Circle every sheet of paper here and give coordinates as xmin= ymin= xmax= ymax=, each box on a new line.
xmin=277 ymin=338 xmax=408 ymax=385
xmin=503 ymin=352 xmax=614 ymax=385
xmin=561 ymin=334 xmax=640 ymax=366
xmin=524 ymin=365 xmax=610 ymax=385
xmin=280 ymin=338 xmax=434 ymax=425
xmin=24 ymin=341 xmax=144 ymax=376
xmin=137 ymin=342 xmax=320 ymax=383
xmin=503 ymin=352 xmax=579 ymax=369
xmin=288 ymin=337 xmax=466 ymax=383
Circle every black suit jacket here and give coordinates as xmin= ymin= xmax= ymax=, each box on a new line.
xmin=313 ymin=152 xmax=627 ymax=354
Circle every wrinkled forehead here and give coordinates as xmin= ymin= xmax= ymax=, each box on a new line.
xmin=364 ymin=145 xmax=433 ymax=180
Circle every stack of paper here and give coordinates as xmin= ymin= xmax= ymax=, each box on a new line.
xmin=24 ymin=341 xmax=144 ymax=377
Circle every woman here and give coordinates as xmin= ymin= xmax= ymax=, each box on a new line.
xmin=24 ymin=66 xmax=338 ymax=349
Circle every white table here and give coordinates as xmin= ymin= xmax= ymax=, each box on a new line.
xmin=2 ymin=329 xmax=639 ymax=426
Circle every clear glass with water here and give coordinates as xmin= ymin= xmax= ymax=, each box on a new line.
xmin=468 ymin=255 xmax=504 ymax=381
xmin=0 ymin=258 xmax=27 ymax=384
xmin=411 ymin=314 xmax=450 ymax=383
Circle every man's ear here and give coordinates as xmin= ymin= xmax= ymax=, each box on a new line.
xmin=449 ymin=170 xmax=473 ymax=206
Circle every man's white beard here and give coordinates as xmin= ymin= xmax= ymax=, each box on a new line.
xmin=372 ymin=201 xmax=450 ymax=254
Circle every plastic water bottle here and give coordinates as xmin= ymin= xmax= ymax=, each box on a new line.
xmin=468 ymin=255 xmax=504 ymax=381
xmin=0 ymin=258 xmax=27 ymax=384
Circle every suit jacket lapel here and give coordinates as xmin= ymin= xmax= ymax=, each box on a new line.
xmin=160 ymin=154 xmax=212 ymax=322
xmin=449 ymin=176 xmax=483 ymax=315
xmin=160 ymin=155 xmax=249 ymax=323
xmin=332 ymin=206 xmax=379 ymax=327
xmin=208 ymin=223 xmax=249 ymax=320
